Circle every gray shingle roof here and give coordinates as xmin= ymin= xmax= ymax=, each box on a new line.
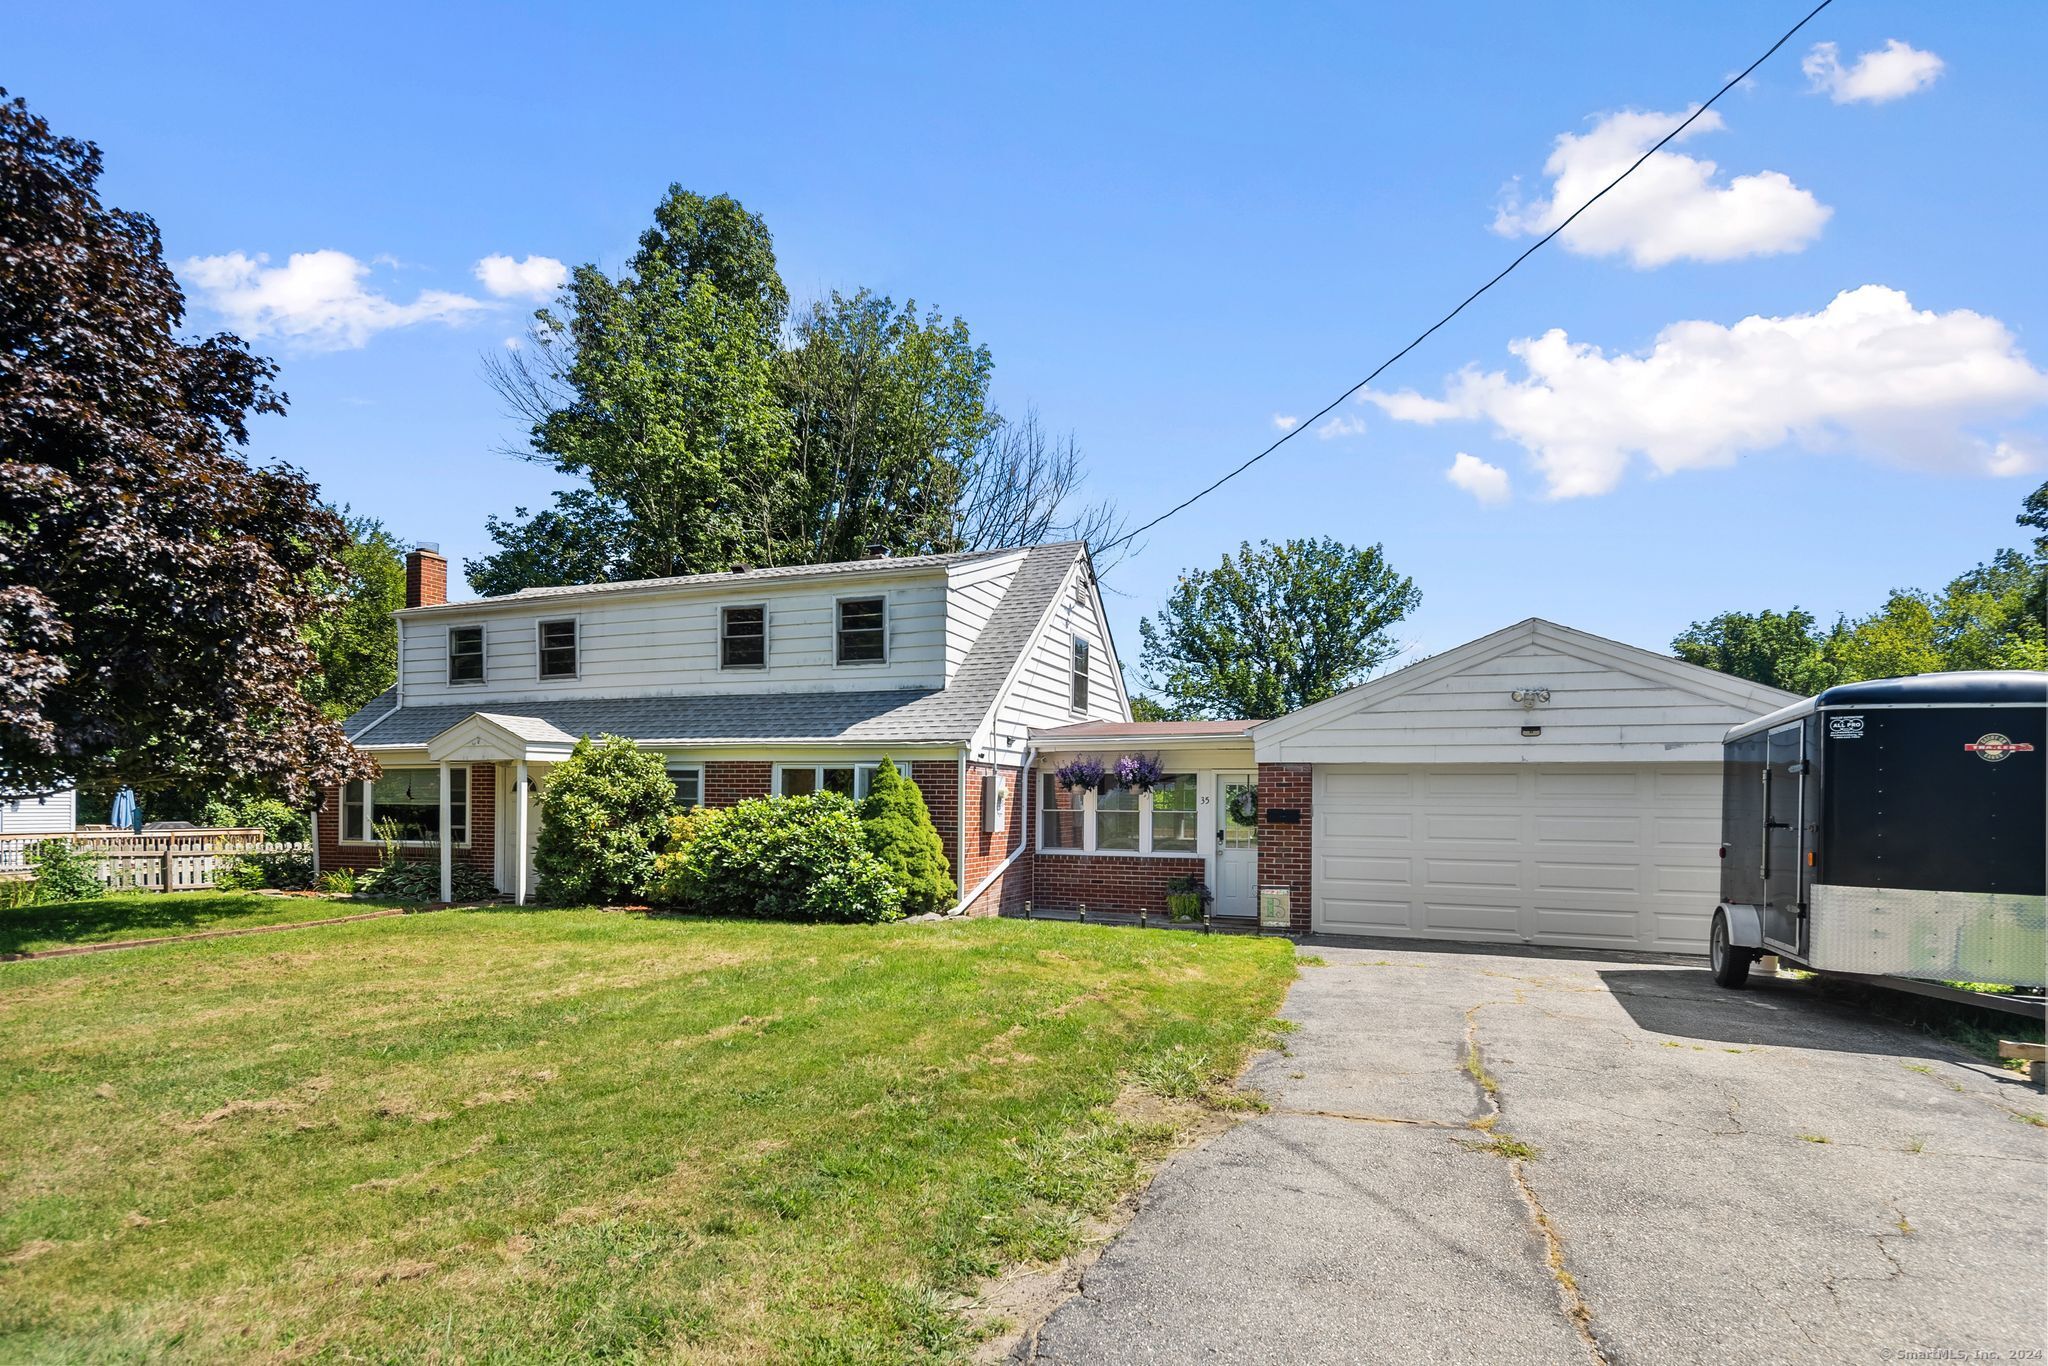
xmin=343 ymin=543 xmax=1084 ymax=750
xmin=427 ymin=545 xmax=1028 ymax=612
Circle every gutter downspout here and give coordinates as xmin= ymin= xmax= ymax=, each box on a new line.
xmin=957 ymin=748 xmax=967 ymax=909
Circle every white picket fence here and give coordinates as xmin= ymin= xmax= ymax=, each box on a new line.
xmin=0 ymin=829 xmax=309 ymax=892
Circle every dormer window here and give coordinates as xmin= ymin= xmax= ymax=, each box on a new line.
xmin=836 ymin=597 xmax=886 ymax=665
xmin=448 ymin=626 xmax=485 ymax=685
xmin=538 ymin=619 xmax=578 ymax=679
xmin=1070 ymin=636 xmax=1090 ymax=711
xmin=721 ymin=605 xmax=766 ymax=669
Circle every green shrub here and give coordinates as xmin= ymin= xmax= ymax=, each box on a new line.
xmin=357 ymin=858 xmax=497 ymax=903
xmin=651 ymin=794 xmax=903 ymax=923
xmin=213 ymin=857 xmax=265 ymax=891
xmin=317 ymin=868 xmax=360 ymax=896
xmin=0 ymin=878 xmax=36 ymax=910
xmin=859 ymin=758 xmax=955 ymax=915
xmin=532 ymin=735 xmax=676 ymax=905
xmin=200 ymin=793 xmax=310 ymax=843
xmin=26 ymin=840 xmax=103 ymax=904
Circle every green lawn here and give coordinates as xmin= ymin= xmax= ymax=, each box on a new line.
xmin=0 ymin=899 xmax=1296 ymax=1361
xmin=0 ymin=889 xmax=406 ymax=956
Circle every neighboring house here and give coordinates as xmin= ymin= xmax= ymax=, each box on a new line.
xmin=0 ymin=786 xmax=77 ymax=837
xmin=1031 ymin=619 xmax=1798 ymax=954
xmin=324 ymin=542 xmax=1126 ymax=907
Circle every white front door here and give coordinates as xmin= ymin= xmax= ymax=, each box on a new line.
xmin=1213 ymin=772 xmax=1259 ymax=918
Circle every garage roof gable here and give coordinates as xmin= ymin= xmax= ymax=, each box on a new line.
xmin=1252 ymin=618 xmax=1801 ymax=765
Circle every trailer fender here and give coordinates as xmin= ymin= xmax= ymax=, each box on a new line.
xmin=1718 ymin=903 xmax=1765 ymax=949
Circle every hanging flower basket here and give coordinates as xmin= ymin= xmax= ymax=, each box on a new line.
xmin=1114 ymin=752 xmax=1165 ymax=792
xmin=1226 ymin=783 xmax=1258 ymax=826
xmin=1054 ymin=757 xmax=1109 ymax=793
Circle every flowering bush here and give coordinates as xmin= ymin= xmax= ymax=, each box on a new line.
xmin=1114 ymin=752 xmax=1165 ymax=792
xmin=532 ymin=734 xmax=676 ymax=905
xmin=1054 ymin=757 xmax=1109 ymax=792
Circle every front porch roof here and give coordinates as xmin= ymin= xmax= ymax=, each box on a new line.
xmin=424 ymin=712 xmax=578 ymax=764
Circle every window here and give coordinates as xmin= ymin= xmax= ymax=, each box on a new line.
xmin=836 ymin=597 xmax=886 ymax=664
xmin=343 ymin=766 xmax=467 ymax=845
xmin=538 ymin=619 xmax=578 ymax=679
xmin=1070 ymin=637 xmax=1090 ymax=711
xmin=448 ymin=626 xmax=485 ymax=685
xmin=1150 ymin=773 xmax=1199 ymax=852
xmin=1040 ymin=775 xmax=1083 ymax=849
xmin=721 ymin=605 xmax=766 ymax=668
xmin=778 ymin=763 xmax=881 ymax=799
xmin=1095 ymin=786 xmax=1139 ymax=851
xmin=342 ymin=782 xmax=366 ymax=842
xmin=667 ymin=762 xmax=703 ymax=810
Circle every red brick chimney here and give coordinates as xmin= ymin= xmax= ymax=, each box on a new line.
xmin=405 ymin=543 xmax=447 ymax=609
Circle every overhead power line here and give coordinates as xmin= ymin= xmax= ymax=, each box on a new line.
xmin=1106 ymin=0 xmax=1837 ymax=554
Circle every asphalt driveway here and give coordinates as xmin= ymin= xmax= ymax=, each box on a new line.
xmin=1026 ymin=940 xmax=2047 ymax=1365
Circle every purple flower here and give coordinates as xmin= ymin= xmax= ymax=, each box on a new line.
xmin=1114 ymin=752 xmax=1165 ymax=792
xmin=1054 ymin=757 xmax=1108 ymax=792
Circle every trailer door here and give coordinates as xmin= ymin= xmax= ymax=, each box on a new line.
xmin=1762 ymin=722 xmax=1805 ymax=952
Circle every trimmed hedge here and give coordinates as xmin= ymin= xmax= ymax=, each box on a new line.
xmin=651 ymin=794 xmax=903 ymax=923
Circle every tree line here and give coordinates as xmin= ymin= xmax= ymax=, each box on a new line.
xmin=1673 ymin=482 xmax=2047 ymax=691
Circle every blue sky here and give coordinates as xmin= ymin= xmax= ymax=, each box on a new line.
xmin=15 ymin=1 xmax=2047 ymax=677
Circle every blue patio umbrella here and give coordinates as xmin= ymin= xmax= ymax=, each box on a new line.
xmin=110 ymin=787 xmax=143 ymax=834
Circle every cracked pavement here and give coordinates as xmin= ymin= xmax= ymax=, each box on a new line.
xmin=1023 ymin=941 xmax=2048 ymax=1364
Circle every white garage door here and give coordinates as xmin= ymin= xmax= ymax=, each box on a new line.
xmin=1312 ymin=764 xmax=1722 ymax=953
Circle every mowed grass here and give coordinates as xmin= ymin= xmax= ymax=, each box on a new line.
xmin=0 ymin=891 xmax=407 ymax=957
xmin=0 ymin=905 xmax=1296 ymax=1361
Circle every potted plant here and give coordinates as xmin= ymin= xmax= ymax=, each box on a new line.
xmin=1164 ymin=874 xmax=1212 ymax=923
xmin=1114 ymin=752 xmax=1165 ymax=792
xmin=1054 ymin=756 xmax=1110 ymax=793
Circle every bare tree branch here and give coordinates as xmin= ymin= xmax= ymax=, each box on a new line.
xmin=955 ymin=407 xmax=1133 ymax=572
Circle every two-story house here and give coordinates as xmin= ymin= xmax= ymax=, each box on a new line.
xmin=323 ymin=541 xmax=1129 ymax=909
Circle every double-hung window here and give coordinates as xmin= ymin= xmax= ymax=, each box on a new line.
xmin=1038 ymin=771 xmax=1198 ymax=855
xmin=721 ymin=605 xmax=766 ymax=668
xmin=778 ymin=763 xmax=882 ymax=799
xmin=667 ymin=762 xmax=704 ymax=810
xmin=836 ymin=597 xmax=886 ymax=665
xmin=342 ymin=766 xmax=468 ymax=845
xmin=537 ymin=619 xmax=578 ymax=679
xmin=447 ymin=626 xmax=485 ymax=685
xmin=1070 ymin=637 xmax=1090 ymax=711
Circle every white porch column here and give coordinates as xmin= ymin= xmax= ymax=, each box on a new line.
xmin=438 ymin=761 xmax=454 ymax=903
xmin=515 ymin=760 xmax=529 ymax=906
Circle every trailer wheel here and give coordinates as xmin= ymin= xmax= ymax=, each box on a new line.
xmin=1710 ymin=910 xmax=1754 ymax=989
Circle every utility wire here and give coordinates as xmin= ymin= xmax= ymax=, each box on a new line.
xmin=1106 ymin=0 xmax=1836 ymax=553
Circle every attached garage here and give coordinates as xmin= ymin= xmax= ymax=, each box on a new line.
xmin=1253 ymin=619 xmax=1797 ymax=954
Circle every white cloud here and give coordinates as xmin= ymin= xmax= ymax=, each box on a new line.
xmin=1365 ymin=286 xmax=2048 ymax=498
xmin=1803 ymin=40 xmax=1944 ymax=104
xmin=179 ymin=250 xmax=485 ymax=349
xmin=1316 ymin=414 xmax=1368 ymax=440
xmin=475 ymin=253 xmax=568 ymax=300
xmin=1272 ymin=414 xmax=1299 ymax=432
xmin=1445 ymin=453 xmax=1511 ymax=504
xmin=1494 ymin=108 xmax=1829 ymax=267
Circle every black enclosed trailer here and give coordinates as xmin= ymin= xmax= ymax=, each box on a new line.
xmin=1710 ymin=671 xmax=2046 ymax=1004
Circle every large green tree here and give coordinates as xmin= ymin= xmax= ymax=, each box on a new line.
xmin=1138 ymin=538 xmax=1421 ymax=720
xmin=0 ymin=89 xmax=368 ymax=804
xmin=465 ymin=489 xmax=637 ymax=599
xmin=476 ymin=187 xmax=791 ymax=587
xmin=302 ymin=510 xmax=406 ymax=718
xmin=1671 ymin=608 xmax=1840 ymax=694
xmin=777 ymin=291 xmax=996 ymax=562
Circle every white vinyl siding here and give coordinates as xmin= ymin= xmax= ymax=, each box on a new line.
xmin=398 ymin=577 xmax=950 ymax=703
xmin=1312 ymin=763 xmax=1723 ymax=952
xmin=942 ymin=554 xmax=1024 ymax=684
xmin=0 ymin=788 xmax=76 ymax=836
xmin=986 ymin=566 xmax=1123 ymax=764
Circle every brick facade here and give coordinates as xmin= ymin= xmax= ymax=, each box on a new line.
xmin=1255 ymin=762 xmax=1314 ymax=932
xmin=317 ymin=762 xmax=496 ymax=885
xmin=703 ymin=761 xmax=772 ymax=807
xmin=1033 ymin=851 xmax=1206 ymax=917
